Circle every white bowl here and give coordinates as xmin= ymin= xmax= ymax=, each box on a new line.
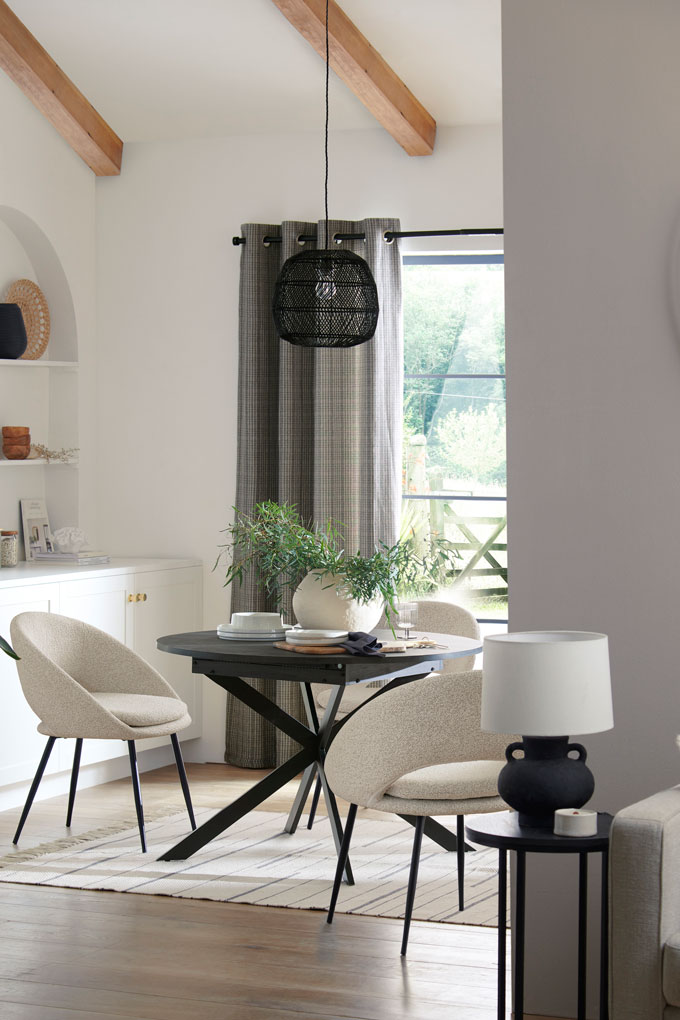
xmin=231 ymin=611 xmax=283 ymax=632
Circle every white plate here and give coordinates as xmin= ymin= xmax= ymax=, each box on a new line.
xmin=217 ymin=623 xmax=290 ymax=637
xmin=287 ymin=628 xmax=350 ymax=644
xmin=217 ymin=631 xmax=286 ymax=642
xmin=286 ymin=638 xmax=347 ymax=646
xmin=288 ymin=629 xmax=347 ymax=640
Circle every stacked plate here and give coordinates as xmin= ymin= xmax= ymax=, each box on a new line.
xmin=285 ymin=629 xmax=348 ymax=647
xmin=217 ymin=623 xmax=291 ymax=642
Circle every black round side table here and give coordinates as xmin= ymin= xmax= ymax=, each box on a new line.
xmin=465 ymin=811 xmax=613 ymax=1020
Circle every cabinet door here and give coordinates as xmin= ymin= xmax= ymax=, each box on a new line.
xmin=58 ymin=573 xmax=134 ymax=646
xmin=132 ymin=566 xmax=202 ymax=742
xmin=0 ymin=583 xmax=61 ymax=786
xmin=57 ymin=573 xmax=135 ymax=769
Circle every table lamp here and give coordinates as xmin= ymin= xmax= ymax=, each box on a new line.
xmin=481 ymin=631 xmax=613 ymax=828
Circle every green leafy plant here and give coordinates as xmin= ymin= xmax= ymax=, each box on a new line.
xmin=0 ymin=635 xmax=18 ymax=660
xmin=215 ymin=501 xmax=460 ymax=617
xmin=397 ymin=503 xmax=463 ymax=596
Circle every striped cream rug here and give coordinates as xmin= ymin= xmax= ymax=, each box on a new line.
xmin=0 ymin=808 xmax=506 ymax=927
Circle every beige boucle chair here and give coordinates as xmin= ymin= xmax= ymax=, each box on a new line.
xmin=324 ymin=668 xmax=512 ymax=954
xmin=10 ymin=612 xmax=196 ymax=852
xmin=304 ymin=599 xmax=481 ymax=827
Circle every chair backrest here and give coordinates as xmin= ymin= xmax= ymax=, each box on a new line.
xmin=325 ymin=669 xmax=513 ymax=808
xmin=10 ymin=612 xmax=177 ymax=734
xmin=382 ymin=599 xmax=480 ymax=671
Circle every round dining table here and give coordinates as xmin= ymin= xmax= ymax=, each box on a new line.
xmin=156 ymin=629 xmax=482 ymax=874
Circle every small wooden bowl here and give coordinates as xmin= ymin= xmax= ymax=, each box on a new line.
xmin=1 ymin=426 xmax=30 ymax=438
xmin=2 ymin=444 xmax=30 ymax=459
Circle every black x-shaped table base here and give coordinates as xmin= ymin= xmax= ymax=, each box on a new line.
xmin=156 ymin=634 xmax=481 ymax=873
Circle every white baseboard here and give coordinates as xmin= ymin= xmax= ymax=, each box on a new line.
xmin=0 ymin=737 xmax=200 ymax=815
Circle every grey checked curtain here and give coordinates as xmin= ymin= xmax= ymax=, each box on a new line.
xmin=225 ymin=217 xmax=403 ymax=767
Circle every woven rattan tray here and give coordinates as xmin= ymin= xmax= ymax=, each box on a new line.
xmin=4 ymin=279 xmax=50 ymax=359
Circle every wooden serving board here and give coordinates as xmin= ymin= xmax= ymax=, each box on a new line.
xmin=274 ymin=642 xmax=347 ymax=655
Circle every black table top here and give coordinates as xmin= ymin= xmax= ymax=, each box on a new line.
xmin=466 ymin=810 xmax=613 ymax=852
xmin=157 ymin=629 xmax=482 ymax=666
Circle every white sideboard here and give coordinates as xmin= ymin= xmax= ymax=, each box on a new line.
xmin=0 ymin=557 xmax=202 ymax=807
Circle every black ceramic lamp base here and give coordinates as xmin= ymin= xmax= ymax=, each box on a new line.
xmin=497 ymin=735 xmax=595 ymax=829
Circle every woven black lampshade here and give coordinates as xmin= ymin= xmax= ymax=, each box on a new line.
xmin=272 ymin=248 xmax=379 ymax=348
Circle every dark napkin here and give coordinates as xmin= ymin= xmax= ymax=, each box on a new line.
xmin=339 ymin=632 xmax=384 ymax=657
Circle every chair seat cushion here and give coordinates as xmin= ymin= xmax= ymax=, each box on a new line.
xmin=386 ymin=760 xmax=503 ymax=801
xmin=664 ymin=933 xmax=680 ymax=1007
xmin=316 ymin=685 xmax=375 ymax=717
xmin=92 ymin=692 xmax=188 ymax=728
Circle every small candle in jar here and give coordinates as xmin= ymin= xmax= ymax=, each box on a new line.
xmin=554 ymin=808 xmax=598 ymax=837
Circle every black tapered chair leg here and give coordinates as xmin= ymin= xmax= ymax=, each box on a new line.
xmin=307 ymin=775 xmax=322 ymax=829
xmin=65 ymin=738 xmax=83 ymax=827
xmin=127 ymin=740 xmax=146 ymax=853
xmin=401 ymin=815 xmax=426 ymax=956
xmin=457 ymin=814 xmax=465 ymax=912
xmin=326 ymin=803 xmax=358 ymax=925
xmin=13 ymin=736 xmax=57 ymax=844
xmin=170 ymin=732 xmax=196 ymax=830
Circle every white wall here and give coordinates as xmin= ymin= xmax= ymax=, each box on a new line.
xmin=0 ymin=71 xmax=97 ymax=542
xmin=0 ymin=74 xmax=172 ymax=797
xmin=503 ymin=1 xmax=680 ymax=1014
xmin=95 ymin=123 xmax=503 ymax=760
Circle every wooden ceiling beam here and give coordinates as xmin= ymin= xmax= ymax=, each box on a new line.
xmin=271 ymin=0 xmax=436 ymax=156
xmin=0 ymin=0 xmax=122 ymax=176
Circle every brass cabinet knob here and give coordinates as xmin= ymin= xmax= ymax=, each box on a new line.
xmin=139 ymin=593 xmax=147 ymax=602
xmin=128 ymin=593 xmax=148 ymax=602
xmin=127 ymin=594 xmax=135 ymax=603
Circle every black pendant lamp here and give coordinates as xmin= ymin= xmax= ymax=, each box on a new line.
xmin=272 ymin=0 xmax=379 ymax=348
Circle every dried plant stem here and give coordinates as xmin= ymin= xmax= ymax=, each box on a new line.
xmin=30 ymin=443 xmax=78 ymax=464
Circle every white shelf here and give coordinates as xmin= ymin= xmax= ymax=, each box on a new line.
xmin=0 ymin=359 xmax=77 ymax=368
xmin=0 ymin=459 xmax=77 ymax=467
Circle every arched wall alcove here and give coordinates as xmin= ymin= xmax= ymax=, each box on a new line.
xmin=0 ymin=205 xmax=77 ymax=361
xmin=0 ymin=204 xmax=79 ymax=539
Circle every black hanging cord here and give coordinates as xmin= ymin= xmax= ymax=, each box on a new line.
xmin=236 ymin=0 xmax=503 ymax=252
xmin=323 ymin=0 xmax=329 ymax=250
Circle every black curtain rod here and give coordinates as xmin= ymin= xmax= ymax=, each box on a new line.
xmin=232 ymin=227 xmax=503 ymax=246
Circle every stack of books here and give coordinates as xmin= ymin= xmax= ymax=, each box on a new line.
xmin=33 ymin=551 xmax=110 ymax=565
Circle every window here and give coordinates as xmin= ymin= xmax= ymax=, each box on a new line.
xmin=402 ymin=254 xmax=507 ymax=624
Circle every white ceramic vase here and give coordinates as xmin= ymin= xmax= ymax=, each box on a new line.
xmin=292 ymin=571 xmax=384 ymax=632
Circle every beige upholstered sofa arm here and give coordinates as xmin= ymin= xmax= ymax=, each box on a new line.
xmin=325 ymin=670 xmax=513 ymax=808
xmin=610 ymin=786 xmax=680 ymax=1019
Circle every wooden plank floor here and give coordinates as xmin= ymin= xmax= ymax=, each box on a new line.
xmin=0 ymin=762 xmax=526 ymax=1019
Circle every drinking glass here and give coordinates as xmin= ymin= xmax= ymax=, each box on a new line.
xmin=395 ymin=601 xmax=418 ymax=640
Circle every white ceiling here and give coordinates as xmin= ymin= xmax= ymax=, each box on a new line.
xmin=8 ymin=0 xmax=501 ymax=144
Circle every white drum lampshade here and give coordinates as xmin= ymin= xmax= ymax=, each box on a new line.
xmin=481 ymin=631 xmax=613 ymax=828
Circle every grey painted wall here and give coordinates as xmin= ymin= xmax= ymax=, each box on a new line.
xmin=503 ymin=0 xmax=680 ymax=1014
